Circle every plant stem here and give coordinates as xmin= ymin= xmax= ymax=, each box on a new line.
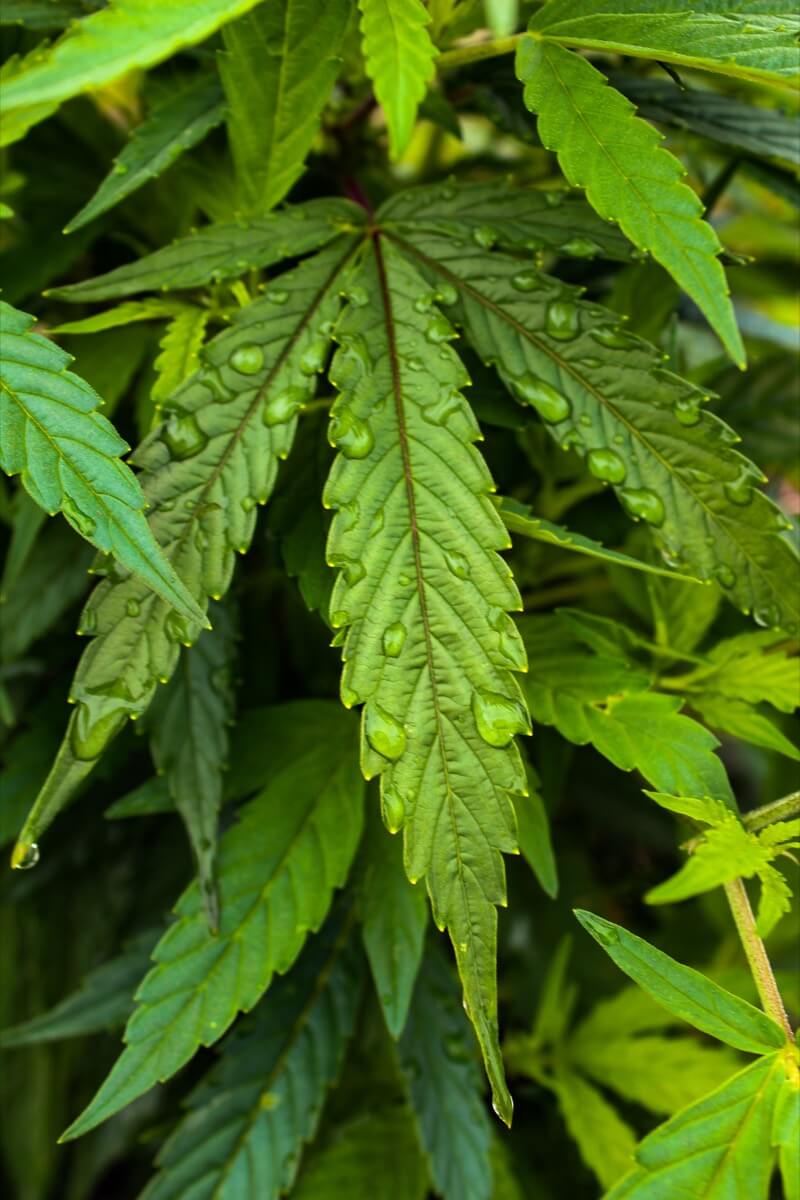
xmin=437 ymin=34 xmax=525 ymax=74
xmin=723 ymin=878 xmax=793 ymax=1038
xmin=742 ymin=791 xmax=800 ymax=833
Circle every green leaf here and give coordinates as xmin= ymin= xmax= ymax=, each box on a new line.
xmin=61 ymin=718 xmax=364 ymax=1140
xmin=270 ymin=411 xmax=334 ymax=616
xmin=147 ymin=601 xmax=236 ymax=931
xmin=693 ymin=630 xmax=800 ymax=713
xmin=515 ymin=764 xmax=558 ymax=898
xmin=0 ymin=931 xmax=157 ymax=1048
xmin=65 ymin=74 xmax=224 ymax=233
xmin=0 ymin=1 xmax=86 ymax=31
xmin=773 ymin=1075 xmax=800 ymax=1200
xmin=361 ymin=809 xmax=428 ymax=1040
xmin=520 ymin=616 xmax=733 ymax=803
xmin=292 ymin=1108 xmax=429 ymax=1200
xmin=646 ymin=814 xmax=772 ymax=904
xmin=0 ymin=488 xmax=47 ymax=596
xmin=399 ymin=947 xmax=493 ymax=1200
xmin=570 ymin=1032 xmax=740 ymax=1116
xmin=50 ymin=197 xmax=363 ymax=301
xmin=693 ymin=695 xmax=800 ymax=760
xmin=139 ymin=913 xmax=364 ymax=1200
xmin=13 ymin=242 xmax=355 ymax=883
xmin=0 ymin=46 xmax=60 ymax=149
xmin=325 ymin=237 xmax=530 ymax=1124
xmin=614 ymin=75 xmax=800 ymax=167
xmin=150 ymin=305 xmax=211 ymax=407
xmin=574 ymin=910 xmax=787 ymax=1054
xmin=386 ymin=225 xmax=798 ymax=632
xmin=0 ymin=0 xmax=269 ymax=117
xmin=381 ymin=179 xmax=636 ymax=262
xmin=0 ymin=519 xmax=92 ymax=663
xmin=220 ymin=0 xmax=350 ymax=213
xmin=532 ymin=935 xmax=575 ymax=1047
xmin=531 ymin=3 xmax=800 ymax=89
xmin=605 ymin=1051 xmax=790 ymax=1200
xmin=644 ymin=791 xmax=730 ymax=825
xmin=104 ymin=775 xmax=174 ymax=819
xmin=358 ymin=0 xmax=438 ymax=157
xmin=553 ymin=1065 xmax=637 ymax=1190
xmin=515 ymin=38 xmax=743 ymax=363
xmin=755 ymin=866 xmax=793 ymax=940
xmin=0 ymin=301 xmax=205 ymax=627
xmin=50 ymin=299 xmax=189 ymax=335
xmin=498 ymin=497 xmax=703 ymax=582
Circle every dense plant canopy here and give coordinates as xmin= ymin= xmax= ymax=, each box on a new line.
xmin=0 ymin=2 xmax=798 ymax=1198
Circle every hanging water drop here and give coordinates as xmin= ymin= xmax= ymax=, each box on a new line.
xmin=512 ymin=373 xmax=571 ymax=423
xmin=263 ymin=386 xmax=306 ymax=427
xmin=163 ymin=412 xmax=208 ymax=461
xmin=365 ymin=703 xmax=407 ymax=761
xmin=381 ymin=788 xmax=406 ymax=834
xmin=545 ymin=300 xmax=579 ymax=341
xmin=425 ymin=315 xmax=454 ymax=345
xmin=587 ymin=447 xmax=627 ymax=484
xmin=230 ymin=344 xmax=264 ymax=375
xmin=620 ymin=488 xmax=665 ymax=526
xmin=383 ymin=621 xmax=407 ymax=657
xmin=12 ymin=842 xmax=40 ymax=870
xmin=329 ymin=410 xmax=374 ymax=459
xmin=472 ymin=689 xmax=530 ymax=747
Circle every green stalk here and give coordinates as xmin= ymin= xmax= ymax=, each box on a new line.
xmin=437 ymin=34 xmax=525 ymax=74
xmin=723 ymin=878 xmax=793 ymax=1039
xmin=742 ymin=791 xmax=800 ymax=833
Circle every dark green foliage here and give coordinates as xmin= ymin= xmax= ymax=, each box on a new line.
xmin=1 ymin=4 xmax=798 ymax=1198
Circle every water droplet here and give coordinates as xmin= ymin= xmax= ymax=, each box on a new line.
xmin=592 ymin=326 xmax=632 ymax=350
xmin=368 ymin=508 xmax=384 ymax=537
xmin=383 ymin=621 xmax=407 ymax=657
xmin=444 ymin=549 xmax=469 ymax=579
xmin=512 ymin=270 xmax=539 ymax=292
xmin=163 ymin=412 xmax=208 ymax=461
xmin=724 ymin=469 xmax=756 ymax=507
xmin=78 ymin=608 xmax=98 ymax=636
xmin=398 ymin=573 xmax=412 ymax=587
xmin=165 ymin=611 xmax=192 ymax=644
xmin=414 ymin=292 xmax=435 ymax=313
xmin=436 ymin=283 xmax=458 ymax=306
xmin=546 ymin=300 xmax=579 ymax=341
xmin=560 ymin=237 xmax=600 ymax=258
xmin=263 ymin=385 xmax=306 ymax=426
xmin=422 ymin=389 xmax=461 ymax=426
xmin=331 ymin=609 xmax=350 ymax=629
xmin=511 ymin=374 xmax=571 ymax=423
xmin=472 ymin=225 xmax=498 ymax=248
xmin=489 ymin=608 xmax=526 ymax=670
xmin=12 ymin=842 xmax=40 ymax=870
xmin=230 ymin=344 xmax=264 ymax=375
xmin=406 ymin=356 xmax=424 ymax=372
xmin=714 ymin=564 xmax=736 ymax=589
xmin=620 ymin=488 xmax=665 ymax=526
xmin=365 ymin=703 xmax=407 ymax=761
xmin=300 ymin=338 xmax=328 ymax=375
xmin=543 ymin=190 xmax=563 ymax=208
xmin=425 ymin=315 xmax=454 ymax=344
xmin=70 ymin=690 xmax=130 ymax=761
xmin=241 ymin=495 xmax=257 ymax=513
xmin=587 ymin=447 xmax=627 ymax=484
xmin=753 ymin=604 xmax=780 ymax=629
xmin=329 ymin=410 xmax=374 ymax=459
xmin=472 ymin=689 xmax=529 ymax=748
xmin=674 ymin=394 xmax=703 ymax=426
xmin=381 ymin=788 xmax=406 ymax=834
xmin=125 ymin=599 xmax=140 ymax=618
xmin=62 ymin=496 xmax=96 ymax=539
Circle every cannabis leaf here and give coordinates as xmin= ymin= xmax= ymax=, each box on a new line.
xmin=520 ymin=615 xmax=734 ymax=802
xmin=140 ymin=911 xmax=364 ymax=1200
xmin=325 ymin=235 xmax=529 ymax=1123
xmin=147 ymin=601 xmax=237 ymax=931
xmin=361 ymin=809 xmax=428 ymax=1039
xmin=150 ymin=305 xmax=211 ymax=407
xmin=0 ymin=0 xmax=267 ymax=119
xmin=220 ymin=0 xmax=350 ymax=214
xmin=0 ymin=301 xmax=204 ymax=625
xmin=62 ymin=711 xmax=364 ymax=1139
xmin=65 ymin=74 xmax=224 ymax=233
xmin=358 ymin=0 xmax=438 ymax=157
xmin=293 ymin=1107 xmax=429 ymax=1199
xmin=515 ymin=38 xmax=743 ymax=362
xmin=386 ymin=224 xmax=799 ymax=631
xmin=13 ymin=241 xmax=355 ymax=870
xmin=398 ymin=947 xmax=493 ymax=1200
xmin=553 ymin=1067 xmax=637 ymax=1189
xmin=51 ymin=198 xmax=362 ymax=302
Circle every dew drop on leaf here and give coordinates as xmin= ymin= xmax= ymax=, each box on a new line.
xmin=263 ymin=386 xmax=306 ymax=427
xmin=299 ymin=338 xmax=328 ymax=375
xmin=425 ymin=315 xmax=454 ymax=344
xmin=545 ymin=300 xmax=579 ymax=341
xmin=71 ymin=696 xmax=129 ymax=761
xmin=406 ymin=356 xmax=425 ymax=372
xmin=674 ymin=394 xmax=703 ymax=426
xmin=344 ymin=284 xmax=369 ymax=307
xmin=422 ymin=390 xmax=461 ymax=426
xmin=329 ymin=410 xmax=374 ymax=459
xmin=365 ymin=703 xmax=407 ymax=760
xmin=381 ymin=787 xmax=406 ymax=834
xmin=230 ymin=344 xmax=264 ymax=375
xmin=511 ymin=270 xmax=539 ymax=292
xmin=472 ymin=688 xmax=529 ymax=747
xmin=264 ymin=289 xmax=289 ymax=306
xmin=587 ymin=447 xmax=627 ymax=484
xmin=382 ymin=621 xmax=407 ymax=658
xmin=560 ymin=237 xmax=600 ymax=258
xmin=12 ymin=842 xmax=40 ymax=870
xmin=126 ymin=599 xmax=140 ymax=618
xmin=714 ymin=564 xmax=736 ymax=589
xmin=620 ymin=488 xmax=666 ymax=526
xmin=591 ymin=326 xmax=632 ymax=349
xmin=724 ymin=470 xmax=756 ymax=507
xmin=472 ymin=225 xmax=498 ymax=248
xmin=444 ymin=549 xmax=470 ymax=579
xmin=165 ymin=611 xmax=192 ymax=644
xmin=436 ymin=283 xmax=458 ymax=306
xmin=62 ymin=496 xmax=96 ymax=539
xmin=163 ymin=412 xmax=208 ymax=461
xmin=511 ymin=373 xmax=571 ymax=423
